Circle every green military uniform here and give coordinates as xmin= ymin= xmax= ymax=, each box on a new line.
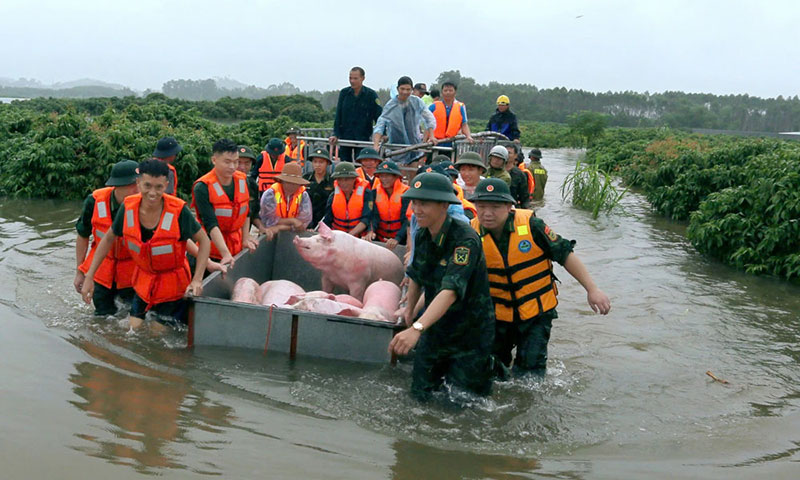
xmin=238 ymin=146 xmax=261 ymax=222
xmin=471 ymin=179 xmax=573 ymax=376
xmin=403 ymin=173 xmax=495 ymax=400
xmin=527 ymin=151 xmax=548 ymax=202
xmin=486 ymin=166 xmax=512 ymax=186
xmin=303 ymin=146 xmax=335 ymax=228
xmin=508 ymin=166 xmax=531 ymax=209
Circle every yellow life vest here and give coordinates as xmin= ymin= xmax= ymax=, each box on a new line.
xmin=471 ymin=209 xmax=558 ymax=322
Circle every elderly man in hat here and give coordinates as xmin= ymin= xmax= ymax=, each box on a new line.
xmin=470 ymin=178 xmax=610 ymax=378
xmin=74 ymin=159 xmax=140 ymax=316
xmin=259 ymin=162 xmax=312 ymax=241
xmin=486 ymin=95 xmax=520 ymax=143
xmin=526 ymin=148 xmax=548 ymax=203
xmin=284 ymin=127 xmax=306 ymax=163
xmin=389 ymin=172 xmax=496 ymax=401
xmin=303 ymin=146 xmax=335 ymax=228
xmin=322 ymin=162 xmax=373 ymax=237
xmin=153 ymin=136 xmax=182 ymax=195
xmin=251 ymin=138 xmax=288 ymax=193
xmin=365 ymin=160 xmax=409 ymax=249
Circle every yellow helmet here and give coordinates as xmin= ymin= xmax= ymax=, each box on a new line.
xmin=496 ymin=95 xmax=510 ymax=105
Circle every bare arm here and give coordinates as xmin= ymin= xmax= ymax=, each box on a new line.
xmin=74 ymin=235 xmax=90 ymax=293
xmin=208 ymin=226 xmax=234 ymax=267
xmin=390 ymin=288 xmax=457 ymax=355
xmin=80 ymin=232 xmax=116 ymax=303
xmin=187 ymin=228 xmax=210 ymax=296
xmin=563 ymin=252 xmax=611 ymax=314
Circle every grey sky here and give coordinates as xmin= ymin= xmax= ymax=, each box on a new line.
xmin=2 ymin=0 xmax=798 ymax=98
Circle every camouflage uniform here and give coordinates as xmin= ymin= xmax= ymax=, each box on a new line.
xmin=485 ymin=166 xmax=512 ymax=186
xmin=474 ymin=212 xmax=574 ymax=376
xmin=406 ymin=215 xmax=496 ymax=400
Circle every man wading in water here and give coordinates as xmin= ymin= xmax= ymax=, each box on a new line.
xmin=81 ymin=160 xmax=210 ymax=331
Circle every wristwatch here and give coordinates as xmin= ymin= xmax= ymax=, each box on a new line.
xmin=412 ymin=321 xmax=424 ymax=332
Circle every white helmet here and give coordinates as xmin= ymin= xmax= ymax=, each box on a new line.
xmin=489 ymin=145 xmax=509 ymax=161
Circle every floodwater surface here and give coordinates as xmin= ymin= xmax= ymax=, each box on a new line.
xmin=1 ymin=149 xmax=799 ymax=479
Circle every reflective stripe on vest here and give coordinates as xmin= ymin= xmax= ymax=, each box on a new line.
xmin=215 ymin=208 xmax=233 ymax=217
xmin=126 ymin=209 xmax=134 ymax=228
xmin=471 ymin=209 xmax=558 ymax=322
xmin=191 ymin=169 xmax=249 ymax=259
xmin=270 ymin=183 xmax=305 ymax=219
xmin=375 ymin=179 xmax=408 ymax=239
xmin=97 ymin=201 xmax=108 ymax=219
xmin=152 ymin=245 xmax=174 ymax=256
xmin=257 ymin=152 xmax=286 ymax=191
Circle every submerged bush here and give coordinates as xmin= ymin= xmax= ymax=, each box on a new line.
xmin=560 ymin=160 xmax=626 ymax=219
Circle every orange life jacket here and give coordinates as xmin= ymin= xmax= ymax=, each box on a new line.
xmin=471 ymin=209 xmax=558 ymax=322
xmin=257 ymin=152 xmax=286 ymax=192
xmin=331 ymin=177 xmax=370 ymax=232
xmin=432 ymin=100 xmax=465 ymax=139
xmin=270 ymin=182 xmax=306 ymax=219
xmin=122 ymin=194 xmax=191 ymax=308
xmin=356 ymin=167 xmax=378 ymax=188
xmin=78 ymin=187 xmax=135 ymax=289
xmin=167 ymin=163 xmax=178 ymax=194
xmin=284 ymin=137 xmax=305 ymax=163
xmin=454 ymin=183 xmax=477 ymax=218
xmin=191 ymin=170 xmax=249 ymax=260
xmin=374 ymin=178 xmax=409 ymax=241
xmin=523 ymin=169 xmax=535 ymax=194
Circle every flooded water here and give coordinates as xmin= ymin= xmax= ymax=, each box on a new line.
xmin=2 ymin=149 xmax=800 ymax=479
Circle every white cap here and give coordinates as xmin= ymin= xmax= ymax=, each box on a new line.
xmin=489 ymin=145 xmax=509 ymax=161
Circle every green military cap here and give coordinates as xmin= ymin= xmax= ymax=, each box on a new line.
xmin=431 ymin=154 xmax=451 ymax=164
xmin=436 ymin=160 xmax=459 ymax=179
xmin=403 ymin=172 xmax=460 ymax=204
xmin=286 ymin=127 xmax=301 ymax=135
xmin=528 ymin=148 xmax=542 ymax=159
xmin=331 ymin=161 xmax=359 ymax=179
xmin=455 ymin=151 xmax=487 ymax=171
xmin=375 ymin=160 xmax=402 ymax=176
xmin=237 ymin=145 xmax=257 ymax=160
xmin=469 ymin=178 xmax=516 ymax=204
xmin=265 ymin=138 xmax=285 ymax=155
xmin=308 ymin=146 xmax=331 ymax=163
xmin=106 ymin=159 xmax=139 ymax=186
xmin=356 ymin=147 xmax=382 ymax=161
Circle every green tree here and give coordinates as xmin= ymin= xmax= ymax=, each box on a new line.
xmin=568 ymin=111 xmax=607 ymax=146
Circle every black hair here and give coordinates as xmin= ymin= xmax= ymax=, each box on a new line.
xmin=397 ymin=76 xmax=413 ymax=88
xmin=212 ymin=138 xmax=239 ymax=154
xmin=441 ymin=81 xmax=458 ymax=91
xmin=351 ymin=66 xmax=365 ymax=77
xmin=139 ymin=158 xmax=169 ymax=179
xmin=430 ymin=88 xmax=440 ymax=99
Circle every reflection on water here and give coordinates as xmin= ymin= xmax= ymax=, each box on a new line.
xmin=68 ymin=339 xmax=234 ymax=475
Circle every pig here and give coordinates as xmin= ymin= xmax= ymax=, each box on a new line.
xmin=292 ymin=222 xmax=404 ymax=301
xmin=360 ymin=280 xmax=401 ymax=322
xmin=291 ymin=297 xmax=365 ymax=317
xmin=258 ymin=280 xmax=305 ymax=308
xmin=231 ymin=277 xmax=259 ymax=304
xmin=334 ymin=294 xmax=363 ymax=309
xmin=287 ymin=291 xmax=336 ymax=305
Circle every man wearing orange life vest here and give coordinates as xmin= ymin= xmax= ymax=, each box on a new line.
xmin=434 ymin=161 xmax=478 ymax=220
xmin=259 ymin=162 xmax=313 ymax=241
xmin=192 ymin=139 xmax=256 ymax=270
xmin=428 ymin=81 xmax=474 ymax=147
xmin=355 ymin=147 xmax=381 ymax=187
xmin=75 ymin=160 xmax=140 ymax=316
xmin=251 ymin=138 xmax=287 ymax=193
xmin=284 ymin=127 xmax=306 ymax=164
xmin=365 ymin=160 xmax=410 ymax=250
xmin=81 ymin=159 xmax=211 ymax=330
xmin=153 ymin=136 xmax=182 ymax=195
xmin=470 ymin=178 xmax=611 ymax=377
xmin=323 ymin=162 xmax=373 ymax=237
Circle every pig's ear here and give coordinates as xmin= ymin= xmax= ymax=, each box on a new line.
xmin=318 ymin=222 xmax=333 ymax=241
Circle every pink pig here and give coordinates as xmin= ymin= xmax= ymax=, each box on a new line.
xmin=293 ymin=222 xmax=404 ymax=301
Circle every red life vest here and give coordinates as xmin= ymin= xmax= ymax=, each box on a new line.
xmin=374 ymin=178 xmax=409 ymax=241
xmin=431 ymin=100 xmax=465 ymax=139
xmin=284 ymin=137 xmax=306 ymax=163
xmin=191 ymin=169 xmax=249 ymax=260
xmin=122 ymin=194 xmax=191 ymax=308
xmin=78 ymin=187 xmax=134 ymax=289
xmin=257 ymin=152 xmax=286 ymax=192
xmin=270 ymin=182 xmax=306 ymax=219
xmin=331 ymin=177 xmax=370 ymax=232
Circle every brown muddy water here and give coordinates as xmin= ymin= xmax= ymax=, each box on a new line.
xmin=1 ymin=149 xmax=799 ymax=479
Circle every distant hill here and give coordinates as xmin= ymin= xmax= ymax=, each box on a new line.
xmin=0 ymin=76 xmax=128 ymax=91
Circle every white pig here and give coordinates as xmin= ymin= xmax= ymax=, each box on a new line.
xmin=292 ymin=222 xmax=404 ymax=301
xmin=258 ymin=280 xmax=305 ymax=308
xmin=231 ymin=277 xmax=259 ymax=304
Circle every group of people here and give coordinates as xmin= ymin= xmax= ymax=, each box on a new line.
xmin=74 ymin=66 xmax=608 ymax=401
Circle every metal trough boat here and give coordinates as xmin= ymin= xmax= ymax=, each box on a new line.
xmin=188 ymin=231 xmax=405 ymax=363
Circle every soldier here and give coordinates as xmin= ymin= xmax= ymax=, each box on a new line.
xmin=355 ymin=147 xmax=381 ymax=187
xmin=470 ymin=178 xmax=611 ymax=377
xmin=236 ymin=145 xmax=264 ymax=233
xmin=504 ymin=143 xmax=531 ymax=209
xmin=284 ymin=127 xmax=305 ymax=163
xmin=74 ymin=160 xmax=139 ymax=315
xmin=322 ymin=162 xmax=373 ymax=237
xmin=152 ymin=136 xmax=182 ymax=195
xmin=367 ymin=160 xmax=410 ymax=249
xmin=454 ymin=151 xmax=487 ymax=198
xmin=485 ymin=145 xmax=512 ymax=186
xmin=390 ymin=172 xmax=496 ymax=401
xmin=527 ymin=148 xmax=548 ymax=203
xmin=302 ymin=146 xmax=335 ymax=229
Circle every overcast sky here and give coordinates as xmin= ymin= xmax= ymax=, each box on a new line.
xmin=2 ymin=0 xmax=798 ymax=98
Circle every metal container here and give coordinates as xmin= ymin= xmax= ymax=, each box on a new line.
xmin=189 ymin=232 xmax=405 ymax=363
